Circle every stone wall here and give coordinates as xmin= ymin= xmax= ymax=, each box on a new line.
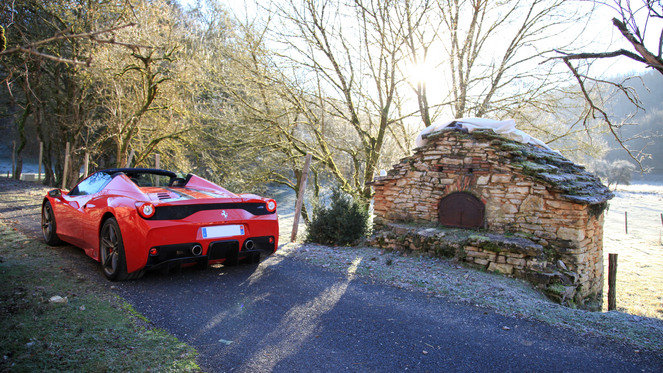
xmin=370 ymin=223 xmax=588 ymax=307
xmin=370 ymin=129 xmax=611 ymax=307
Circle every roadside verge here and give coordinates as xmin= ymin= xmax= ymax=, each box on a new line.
xmin=0 ymin=221 xmax=200 ymax=371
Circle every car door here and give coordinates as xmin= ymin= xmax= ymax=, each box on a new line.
xmin=80 ymin=193 xmax=111 ymax=259
xmin=52 ymin=193 xmax=81 ymax=245
xmin=61 ymin=173 xmax=113 ymax=248
xmin=57 ymin=193 xmax=94 ymax=247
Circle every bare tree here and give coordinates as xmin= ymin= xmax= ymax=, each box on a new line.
xmin=222 ymin=0 xmax=600 ymax=201
xmin=171 ymin=0 xmax=297 ymax=193
xmin=402 ymin=0 xmax=435 ymax=128
xmin=430 ymin=0 xmax=589 ymax=119
xmin=553 ymin=0 xmax=663 ymax=168
xmin=383 ymin=0 xmax=604 ymax=163
xmin=255 ymin=0 xmax=430 ymax=201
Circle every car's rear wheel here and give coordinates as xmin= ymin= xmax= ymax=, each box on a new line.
xmin=100 ymin=218 xmax=130 ymax=281
xmin=41 ymin=201 xmax=62 ymax=246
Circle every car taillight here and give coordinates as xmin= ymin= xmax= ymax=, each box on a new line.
xmin=266 ymin=199 xmax=277 ymax=212
xmin=136 ymin=202 xmax=155 ymax=218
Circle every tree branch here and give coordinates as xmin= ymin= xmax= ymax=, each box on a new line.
xmin=562 ymin=58 xmax=645 ymax=170
xmin=0 ymin=23 xmax=144 ymax=64
xmin=551 ymin=48 xmax=647 ymax=64
xmin=612 ymin=17 xmax=663 ymax=74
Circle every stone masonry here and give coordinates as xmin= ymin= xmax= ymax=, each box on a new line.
xmin=369 ymin=128 xmax=613 ymax=308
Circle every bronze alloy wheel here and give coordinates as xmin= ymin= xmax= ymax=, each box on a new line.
xmin=41 ymin=201 xmax=62 ymax=246
xmin=100 ymin=218 xmax=128 ymax=281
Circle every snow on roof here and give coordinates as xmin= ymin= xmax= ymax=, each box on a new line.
xmin=415 ymin=118 xmax=551 ymax=151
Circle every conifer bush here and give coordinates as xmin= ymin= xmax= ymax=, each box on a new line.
xmin=305 ymin=189 xmax=370 ymax=245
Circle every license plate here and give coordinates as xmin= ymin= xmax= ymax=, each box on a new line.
xmin=201 ymin=225 xmax=245 ymax=239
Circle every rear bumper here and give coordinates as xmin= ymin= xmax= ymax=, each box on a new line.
xmin=143 ymin=236 xmax=276 ymax=270
xmin=118 ymin=212 xmax=279 ymax=273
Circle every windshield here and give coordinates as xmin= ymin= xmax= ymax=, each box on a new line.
xmin=127 ymin=172 xmax=173 ymax=187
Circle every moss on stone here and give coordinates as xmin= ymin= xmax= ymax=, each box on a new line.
xmin=467 ymin=234 xmax=502 ymax=252
xmin=547 ymin=283 xmax=567 ymax=294
xmin=542 ymin=246 xmax=561 ymax=262
xmin=481 ymin=241 xmax=502 ymax=253
xmin=434 ymin=243 xmax=456 ymax=258
xmin=499 ymin=143 xmax=525 ymax=152
xmin=468 ymin=234 xmax=490 ymax=242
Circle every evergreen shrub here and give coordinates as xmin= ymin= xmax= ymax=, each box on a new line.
xmin=305 ymin=189 xmax=369 ymax=245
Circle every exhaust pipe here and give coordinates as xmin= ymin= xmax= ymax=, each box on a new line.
xmin=244 ymin=240 xmax=254 ymax=250
xmin=191 ymin=244 xmax=203 ymax=256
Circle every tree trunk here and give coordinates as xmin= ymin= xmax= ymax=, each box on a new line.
xmin=13 ymin=103 xmax=32 ymax=181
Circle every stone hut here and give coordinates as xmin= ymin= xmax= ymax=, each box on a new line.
xmin=369 ymin=126 xmax=613 ymax=308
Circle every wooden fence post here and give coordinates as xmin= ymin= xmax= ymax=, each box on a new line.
xmin=608 ymin=253 xmax=618 ymax=311
xmin=83 ymin=152 xmax=90 ymax=178
xmin=126 ymin=150 xmax=135 ymax=168
xmin=624 ymin=212 xmax=628 ymax=234
xmin=61 ymin=142 xmax=70 ymax=189
xmin=11 ymin=141 xmax=15 ymax=178
xmin=38 ymin=141 xmax=43 ymax=182
xmin=155 ymin=154 xmax=161 ymax=186
xmin=291 ymin=153 xmax=312 ymax=242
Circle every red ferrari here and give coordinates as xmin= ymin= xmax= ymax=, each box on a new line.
xmin=41 ymin=168 xmax=279 ymax=280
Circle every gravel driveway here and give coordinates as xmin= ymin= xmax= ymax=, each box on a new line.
xmin=1 ymin=177 xmax=662 ymax=372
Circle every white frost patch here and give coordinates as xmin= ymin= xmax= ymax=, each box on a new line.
xmin=415 ymin=117 xmax=551 ymax=150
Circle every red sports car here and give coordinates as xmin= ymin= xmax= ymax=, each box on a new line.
xmin=41 ymin=168 xmax=279 ymax=280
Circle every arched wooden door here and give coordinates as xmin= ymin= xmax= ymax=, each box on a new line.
xmin=438 ymin=192 xmax=485 ymax=229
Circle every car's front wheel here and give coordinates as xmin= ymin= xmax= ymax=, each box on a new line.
xmin=100 ymin=218 xmax=130 ymax=281
xmin=41 ymin=201 xmax=62 ymax=246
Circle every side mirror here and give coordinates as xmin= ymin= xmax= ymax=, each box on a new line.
xmin=48 ymin=189 xmax=62 ymax=198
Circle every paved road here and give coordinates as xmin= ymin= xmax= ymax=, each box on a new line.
xmin=111 ymin=255 xmax=662 ymax=372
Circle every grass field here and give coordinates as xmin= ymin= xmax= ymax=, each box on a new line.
xmin=602 ymin=179 xmax=663 ymax=319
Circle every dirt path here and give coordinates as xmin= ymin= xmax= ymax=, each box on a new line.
xmin=0 ymin=178 xmax=51 ymax=239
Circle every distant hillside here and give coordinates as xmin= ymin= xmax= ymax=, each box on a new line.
xmin=603 ymin=70 xmax=663 ymax=174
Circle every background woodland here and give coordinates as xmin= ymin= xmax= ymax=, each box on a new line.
xmin=1 ymin=0 xmax=662 ymax=211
